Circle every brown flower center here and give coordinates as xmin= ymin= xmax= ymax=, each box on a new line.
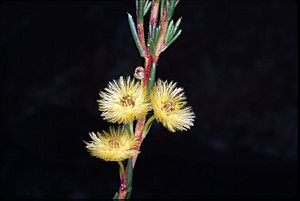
xmin=121 ymin=95 xmax=135 ymax=107
xmin=108 ymin=138 xmax=120 ymax=148
xmin=162 ymin=101 xmax=175 ymax=115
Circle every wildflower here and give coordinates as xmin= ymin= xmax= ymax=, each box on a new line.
xmin=98 ymin=76 xmax=151 ymax=123
xmin=151 ymin=79 xmax=195 ymax=132
xmin=85 ymin=126 xmax=139 ymax=161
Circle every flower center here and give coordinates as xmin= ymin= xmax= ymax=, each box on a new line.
xmin=162 ymin=101 xmax=175 ymax=115
xmin=108 ymin=138 xmax=120 ymax=148
xmin=121 ymin=95 xmax=135 ymax=107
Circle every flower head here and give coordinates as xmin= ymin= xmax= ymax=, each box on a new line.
xmin=98 ymin=76 xmax=151 ymax=123
xmin=85 ymin=126 xmax=139 ymax=161
xmin=151 ymin=79 xmax=195 ymax=132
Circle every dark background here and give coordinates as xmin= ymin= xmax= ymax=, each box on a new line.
xmin=0 ymin=0 xmax=298 ymax=199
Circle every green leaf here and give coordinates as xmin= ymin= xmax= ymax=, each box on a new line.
xmin=138 ymin=0 xmax=144 ymax=23
xmin=142 ymin=115 xmax=155 ymax=139
xmin=161 ymin=29 xmax=182 ymax=52
xmin=173 ymin=17 xmax=182 ymax=35
xmin=175 ymin=0 xmax=180 ymax=7
xmin=124 ymin=123 xmax=133 ymax=136
xmin=149 ymin=24 xmax=155 ymax=41
xmin=154 ymin=25 xmax=161 ymax=45
xmin=125 ymin=187 xmax=132 ymax=199
xmin=165 ymin=19 xmax=174 ymax=43
xmin=127 ymin=13 xmax=145 ymax=57
xmin=144 ymin=0 xmax=151 ymax=16
xmin=160 ymin=0 xmax=165 ymax=21
xmin=147 ymin=62 xmax=156 ymax=94
xmin=148 ymin=37 xmax=156 ymax=56
xmin=126 ymin=159 xmax=133 ymax=191
xmin=167 ymin=0 xmax=175 ymax=21
xmin=135 ymin=0 xmax=139 ymax=12
xmin=113 ymin=192 xmax=119 ymax=200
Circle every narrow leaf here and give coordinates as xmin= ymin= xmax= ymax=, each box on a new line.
xmin=160 ymin=0 xmax=165 ymax=21
xmin=126 ymin=159 xmax=133 ymax=190
xmin=113 ymin=192 xmax=119 ymax=200
xmin=148 ymin=38 xmax=156 ymax=56
xmin=147 ymin=62 xmax=156 ymax=94
xmin=149 ymin=24 xmax=155 ymax=41
xmin=124 ymin=123 xmax=133 ymax=136
xmin=173 ymin=17 xmax=182 ymax=35
xmin=167 ymin=0 xmax=175 ymax=21
xmin=125 ymin=187 xmax=132 ymax=199
xmin=154 ymin=25 xmax=161 ymax=45
xmin=165 ymin=19 xmax=174 ymax=43
xmin=175 ymin=0 xmax=180 ymax=7
xmin=135 ymin=0 xmax=139 ymax=12
xmin=161 ymin=29 xmax=182 ymax=52
xmin=138 ymin=0 xmax=144 ymax=23
xmin=144 ymin=0 xmax=151 ymax=16
xmin=127 ymin=13 xmax=144 ymax=57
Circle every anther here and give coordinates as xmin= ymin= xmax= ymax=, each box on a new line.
xmin=163 ymin=101 xmax=175 ymax=114
xmin=121 ymin=95 xmax=135 ymax=107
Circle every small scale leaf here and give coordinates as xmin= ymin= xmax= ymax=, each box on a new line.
xmin=175 ymin=0 xmax=180 ymax=7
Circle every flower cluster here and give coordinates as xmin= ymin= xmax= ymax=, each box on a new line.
xmin=85 ymin=75 xmax=195 ymax=162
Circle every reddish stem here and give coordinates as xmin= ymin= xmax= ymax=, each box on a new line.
xmin=118 ymin=174 xmax=127 ymax=199
xmin=137 ymin=23 xmax=147 ymax=56
xmin=150 ymin=0 xmax=160 ymax=27
xmin=155 ymin=8 xmax=168 ymax=54
xmin=118 ymin=1 xmax=168 ymax=199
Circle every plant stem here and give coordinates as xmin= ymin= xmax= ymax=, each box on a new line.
xmin=117 ymin=1 xmax=171 ymax=199
xmin=150 ymin=0 xmax=160 ymax=27
xmin=155 ymin=7 xmax=168 ymax=54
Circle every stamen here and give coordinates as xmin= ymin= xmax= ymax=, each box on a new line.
xmin=121 ymin=95 xmax=135 ymax=107
xmin=163 ymin=101 xmax=175 ymax=114
xmin=109 ymin=138 xmax=120 ymax=148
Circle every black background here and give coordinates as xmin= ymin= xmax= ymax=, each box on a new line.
xmin=0 ymin=0 xmax=298 ymax=199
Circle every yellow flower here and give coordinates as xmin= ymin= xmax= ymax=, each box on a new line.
xmin=98 ymin=76 xmax=150 ymax=124
xmin=85 ymin=126 xmax=139 ymax=161
xmin=151 ymin=79 xmax=195 ymax=132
